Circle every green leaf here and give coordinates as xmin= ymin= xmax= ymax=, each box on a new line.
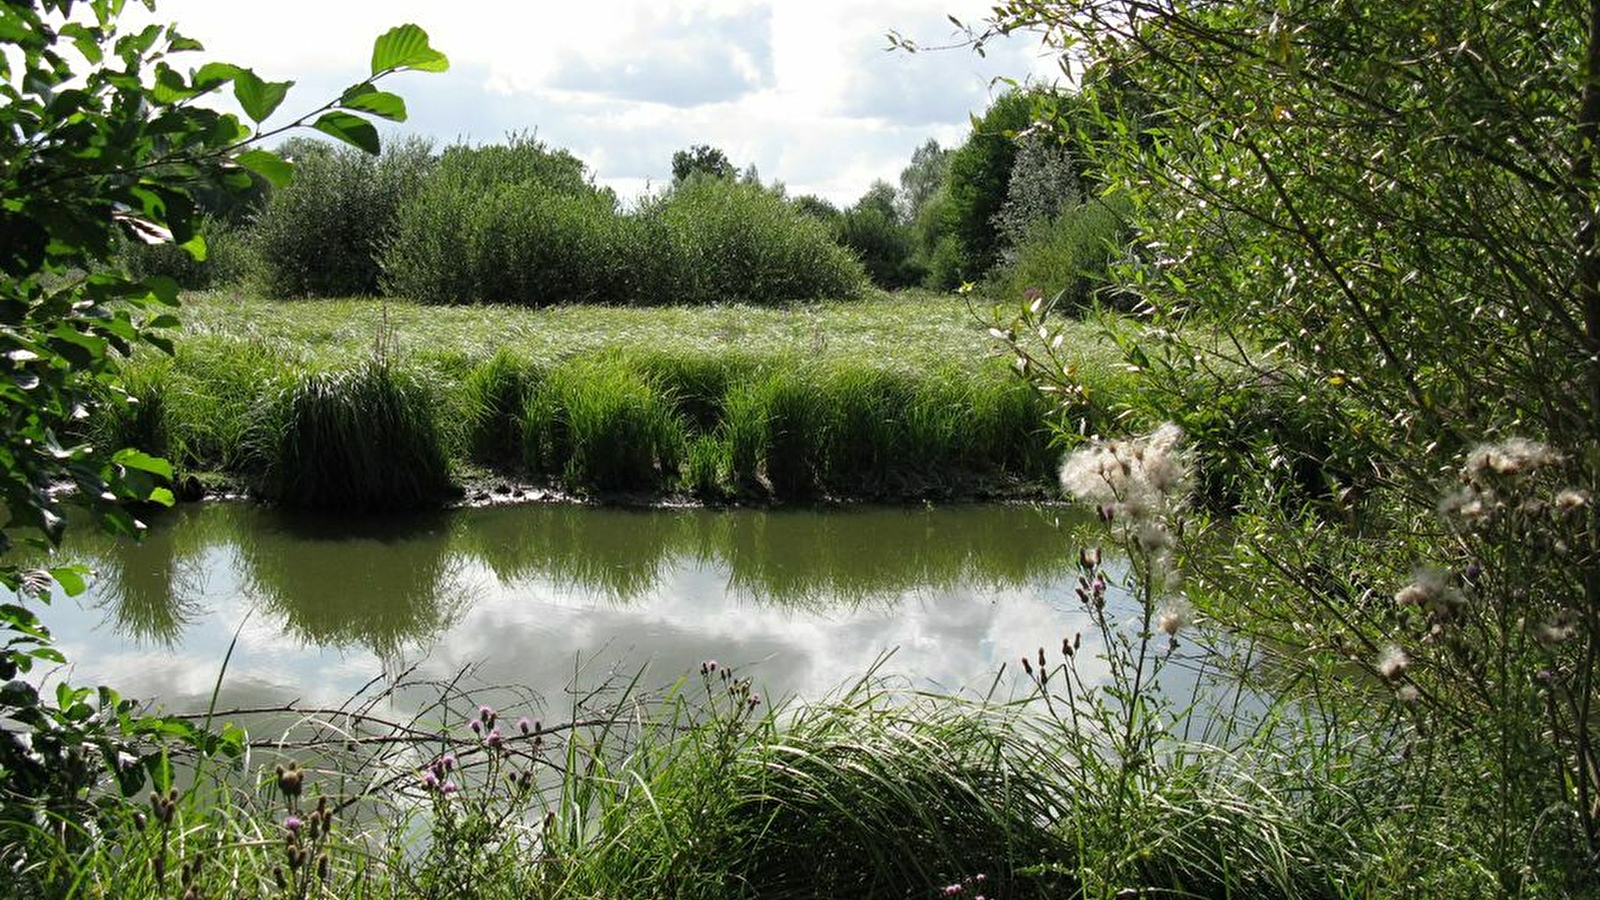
xmin=312 ymin=111 xmax=380 ymax=155
xmin=232 ymin=69 xmax=293 ymax=124
xmin=193 ymin=61 xmax=241 ymax=91
xmin=111 ymin=448 xmax=173 ymax=480
xmin=234 ymin=149 xmax=293 ymax=188
xmin=179 ymin=232 xmax=207 ymax=262
xmin=340 ymin=88 xmax=406 ymax=122
xmin=143 ymin=275 xmax=180 ymax=306
xmin=370 ymin=24 xmax=449 ymax=75
xmin=147 ymin=486 xmax=175 ymax=507
xmin=47 ymin=566 xmax=88 ymax=597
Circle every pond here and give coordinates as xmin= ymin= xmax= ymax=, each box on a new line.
xmin=30 ymin=501 xmax=1179 ymax=718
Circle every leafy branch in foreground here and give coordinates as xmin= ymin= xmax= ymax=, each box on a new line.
xmin=0 ymin=0 xmax=447 ymax=877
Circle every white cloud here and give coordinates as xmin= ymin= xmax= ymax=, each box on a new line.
xmin=134 ymin=1 xmax=1062 ymax=203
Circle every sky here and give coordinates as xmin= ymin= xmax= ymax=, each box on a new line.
xmin=133 ymin=1 xmax=1061 ymax=206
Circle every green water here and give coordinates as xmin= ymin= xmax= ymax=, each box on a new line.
xmin=36 ymin=502 xmax=1125 ymax=714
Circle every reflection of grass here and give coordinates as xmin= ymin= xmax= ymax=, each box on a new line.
xmin=77 ymin=506 xmax=214 ymax=645
xmin=455 ymin=503 xmax=1083 ymax=607
xmin=51 ymin=502 xmax=1087 ymax=660
xmin=233 ymin=509 xmax=471 ymax=661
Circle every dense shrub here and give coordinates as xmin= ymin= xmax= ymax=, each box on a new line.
xmin=382 ymin=138 xmax=625 ymax=305
xmin=252 ymin=136 xmax=435 ymax=297
xmin=635 ymin=175 xmax=867 ymax=305
xmin=993 ymin=197 xmax=1131 ymax=311
xmin=116 ymin=217 xmax=255 ymax=289
xmin=838 ymin=205 xmax=923 ymax=289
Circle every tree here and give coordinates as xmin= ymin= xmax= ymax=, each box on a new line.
xmin=897 ymin=137 xmax=951 ymax=223
xmin=980 ymin=0 xmax=1600 ymax=885
xmin=0 ymin=0 xmax=446 ymax=843
xmin=941 ymin=90 xmax=1037 ymax=277
xmin=671 ymin=144 xmax=736 ymax=183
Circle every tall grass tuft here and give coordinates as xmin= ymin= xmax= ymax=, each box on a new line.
xmin=527 ymin=357 xmax=685 ymax=492
xmin=259 ymin=361 xmax=454 ymax=511
xmin=759 ymin=371 xmax=827 ymax=499
xmin=720 ymin=380 xmax=769 ymax=492
xmin=462 ymin=348 xmax=538 ymax=466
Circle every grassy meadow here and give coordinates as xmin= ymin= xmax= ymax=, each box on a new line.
xmin=97 ymin=289 xmax=1137 ymax=508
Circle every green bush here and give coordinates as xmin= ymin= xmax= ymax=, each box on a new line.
xmin=116 ymin=217 xmax=255 ymax=289
xmin=993 ymin=196 xmax=1131 ymax=311
xmin=382 ymin=138 xmax=623 ymax=305
xmin=838 ymin=205 xmax=924 ymax=289
xmin=252 ymin=136 xmax=434 ymax=297
xmin=258 ymin=361 xmax=454 ymax=511
xmin=636 ymin=175 xmax=868 ymax=305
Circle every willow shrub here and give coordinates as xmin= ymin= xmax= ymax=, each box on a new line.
xmin=384 ymin=160 xmax=867 ymax=306
xmin=636 ymin=175 xmax=867 ymax=305
xmin=251 ymin=136 xmax=435 ymax=298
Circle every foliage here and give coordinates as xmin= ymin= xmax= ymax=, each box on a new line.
xmin=381 ymin=136 xmax=619 ymax=305
xmin=0 ymin=0 xmax=447 ymax=878
xmin=838 ymin=200 xmax=922 ymax=290
xmin=978 ymin=0 xmax=1600 ymax=888
xmin=637 ymin=175 xmax=868 ymax=306
xmin=992 ymin=195 xmax=1131 ymax=312
xmin=993 ymin=132 xmax=1081 ymax=255
xmin=897 ymin=137 xmax=952 ymax=224
xmin=115 ymin=215 xmax=254 ymax=289
xmin=789 ymin=193 xmax=842 ymax=224
xmin=670 ymin=143 xmax=737 ymax=183
xmin=941 ymin=90 xmax=1037 ymax=278
xmin=251 ymin=135 xmax=435 ymax=297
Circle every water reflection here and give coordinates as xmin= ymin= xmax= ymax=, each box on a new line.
xmin=34 ymin=501 xmax=1116 ymax=712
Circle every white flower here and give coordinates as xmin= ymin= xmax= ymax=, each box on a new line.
xmin=1463 ymin=437 xmax=1562 ymax=480
xmin=1377 ymin=645 xmax=1410 ymax=679
xmin=1555 ymin=488 xmax=1590 ymax=511
xmin=1156 ymin=600 xmax=1191 ymax=636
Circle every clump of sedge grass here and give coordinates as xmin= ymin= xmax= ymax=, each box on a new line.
xmin=259 ymin=361 xmax=455 ymax=511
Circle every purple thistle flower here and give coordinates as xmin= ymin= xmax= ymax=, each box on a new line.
xmin=284 ymin=815 xmax=303 ymax=833
xmin=440 ymin=780 xmax=459 ymax=795
xmin=442 ymin=753 xmax=457 ymax=771
xmin=486 ymin=728 xmax=503 ymax=749
xmin=518 ymin=717 xmax=532 ymax=736
xmin=470 ymin=719 xmax=482 ymax=735
xmin=942 ymin=884 xmax=964 ymax=896
xmin=422 ymin=771 xmax=439 ymax=791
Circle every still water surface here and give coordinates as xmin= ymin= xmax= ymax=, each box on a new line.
xmin=36 ymin=502 xmax=1137 ymax=715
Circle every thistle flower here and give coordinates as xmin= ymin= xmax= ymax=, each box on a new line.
xmin=1555 ymin=488 xmax=1590 ymax=511
xmin=486 ymin=728 xmax=504 ymax=749
xmin=284 ymin=815 xmax=303 ymax=833
xmin=1397 ymin=684 xmax=1420 ymax=704
xmin=1157 ymin=601 xmax=1191 ymax=636
xmin=1059 ymin=423 xmax=1191 ymax=518
xmin=1463 ymin=437 xmax=1561 ymax=479
xmin=518 ymin=717 xmax=533 ymax=735
xmin=1377 ymin=645 xmax=1410 ymax=680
